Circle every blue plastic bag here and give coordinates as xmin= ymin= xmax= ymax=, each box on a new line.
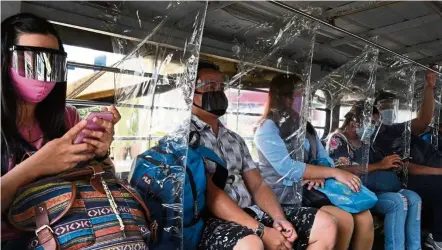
xmin=311 ymin=158 xmax=378 ymax=213
xmin=317 ymin=179 xmax=378 ymax=213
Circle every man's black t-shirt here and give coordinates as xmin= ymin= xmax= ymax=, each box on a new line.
xmin=371 ymin=122 xmax=442 ymax=167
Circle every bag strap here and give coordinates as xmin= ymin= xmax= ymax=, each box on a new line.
xmin=195 ymin=146 xmax=228 ymax=189
xmin=35 ymin=203 xmax=60 ymax=250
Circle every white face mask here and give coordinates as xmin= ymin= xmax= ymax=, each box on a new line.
xmin=380 ymin=109 xmax=396 ymax=125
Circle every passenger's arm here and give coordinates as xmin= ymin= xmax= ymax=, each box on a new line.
xmin=367 ymin=163 xmax=382 ymax=173
xmin=206 ymin=176 xmax=259 ymax=230
xmin=243 ymin=169 xmax=286 ymax=221
xmin=1 ymin=160 xmax=41 ymax=213
xmin=254 ymin=120 xmax=337 ymax=181
xmin=411 ymin=71 xmax=436 ymax=134
xmin=1 ymin=121 xmax=93 ymax=213
xmin=408 ymin=162 xmax=442 ymax=176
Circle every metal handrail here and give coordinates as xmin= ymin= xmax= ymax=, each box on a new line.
xmin=269 ymin=0 xmax=442 ymax=76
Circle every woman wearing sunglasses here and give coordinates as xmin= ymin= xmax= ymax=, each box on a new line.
xmin=1 ymin=13 xmax=120 ymax=248
xmin=326 ymin=102 xmax=421 ymax=250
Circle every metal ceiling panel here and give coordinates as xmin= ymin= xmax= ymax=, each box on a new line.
xmin=387 ymin=26 xmax=432 ymax=46
xmin=334 ymin=17 xmax=369 ymax=33
xmin=387 ymin=1 xmax=434 ymax=20
xmin=203 ymin=9 xmax=254 ymax=41
xmin=344 ymin=4 xmax=405 ymax=29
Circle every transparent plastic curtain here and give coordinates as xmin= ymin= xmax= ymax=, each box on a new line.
xmin=90 ymin=2 xmax=207 ymax=249
xmin=315 ymin=44 xmax=379 ymax=181
xmin=433 ymin=76 xmax=442 ymax=150
xmin=428 ymin=74 xmax=441 ymax=150
xmin=218 ymin=8 xmax=319 ymax=206
xmin=413 ymin=70 xmax=442 ymax=151
xmin=374 ymin=57 xmax=416 ymax=185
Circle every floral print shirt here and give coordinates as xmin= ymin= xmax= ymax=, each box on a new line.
xmin=326 ymin=132 xmax=362 ymax=167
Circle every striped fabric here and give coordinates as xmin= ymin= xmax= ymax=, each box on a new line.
xmin=9 ymin=165 xmax=150 ymax=250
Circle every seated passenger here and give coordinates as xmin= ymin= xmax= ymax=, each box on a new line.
xmin=361 ymin=72 xmax=442 ymax=249
xmin=193 ymin=62 xmax=338 ymax=250
xmin=327 ymin=102 xmax=422 ymax=250
xmin=375 ymin=87 xmax=441 ymax=167
xmin=254 ymin=74 xmax=374 ymax=250
xmin=1 ymin=13 xmax=120 ymax=249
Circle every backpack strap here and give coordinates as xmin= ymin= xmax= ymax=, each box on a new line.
xmin=195 ymin=146 xmax=228 ymax=189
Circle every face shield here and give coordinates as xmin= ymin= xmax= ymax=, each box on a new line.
xmin=377 ymin=98 xmax=399 ymax=125
xmin=10 ymin=45 xmax=67 ymax=82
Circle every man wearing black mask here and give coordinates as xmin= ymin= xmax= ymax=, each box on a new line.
xmin=192 ymin=61 xmax=338 ymax=250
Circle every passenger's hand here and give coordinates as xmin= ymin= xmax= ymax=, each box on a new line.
xmin=333 ymin=169 xmax=361 ymax=192
xmin=302 ymin=179 xmax=325 ymax=190
xmin=273 ymin=219 xmax=297 ymax=243
xmin=379 ymin=154 xmax=402 ymax=170
xmin=262 ymin=226 xmax=292 ymax=250
xmin=31 ymin=120 xmax=95 ymax=176
xmin=426 ymin=71 xmax=436 ymax=89
xmin=82 ymin=106 xmax=120 ymax=157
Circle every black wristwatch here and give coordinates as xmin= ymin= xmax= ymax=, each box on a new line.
xmin=254 ymin=223 xmax=265 ymax=238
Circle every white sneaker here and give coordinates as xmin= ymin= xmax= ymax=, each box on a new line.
xmin=425 ymin=234 xmax=442 ymax=250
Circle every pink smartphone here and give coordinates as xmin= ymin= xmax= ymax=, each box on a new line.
xmin=74 ymin=111 xmax=114 ymax=144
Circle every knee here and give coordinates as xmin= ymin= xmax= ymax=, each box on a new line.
xmin=312 ymin=211 xmax=338 ymax=248
xmin=335 ymin=209 xmax=354 ymax=231
xmin=353 ymin=210 xmax=374 ymax=233
xmin=401 ymin=189 xmax=422 ymax=206
xmin=321 ymin=206 xmax=354 ymax=232
xmin=233 ymin=235 xmax=264 ymax=250
xmin=388 ymin=193 xmax=408 ymax=212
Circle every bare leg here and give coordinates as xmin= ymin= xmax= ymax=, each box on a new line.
xmin=307 ymin=210 xmax=338 ymax=250
xmin=233 ymin=235 xmax=264 ymax=250
xmin=351 ymin=210 xmax=374 ymax=250
xmin=320 ymin=206 xmax=354 ymax=250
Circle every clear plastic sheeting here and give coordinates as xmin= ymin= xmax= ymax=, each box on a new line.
xmin=374 ymin=57 xmax=416 ymax=185
xmin=98 ymin=2 xmax=208 ymax=249
xmin=422 ymin=73 xmax=442 ymax=151
xmin=433 ymin=77 xmax=442 ymax=150
xmin=220 ymin=8 xmax=319 ymax=207
xmin=315 ymin=44 xmax=379 ymax=179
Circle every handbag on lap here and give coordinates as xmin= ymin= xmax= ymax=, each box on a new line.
xmin=8 ymin=162 xmax=157 ymax=250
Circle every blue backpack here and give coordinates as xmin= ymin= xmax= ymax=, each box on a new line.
xmin=129 ymin=132 xmax=227 ymax=250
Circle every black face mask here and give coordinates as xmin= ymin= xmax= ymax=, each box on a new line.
xmin=193 ymin=90 xmax=228 ymax=117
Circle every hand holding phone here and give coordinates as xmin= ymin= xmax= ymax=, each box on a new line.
xmin=74 ymin=111 xmax=114 ymax=144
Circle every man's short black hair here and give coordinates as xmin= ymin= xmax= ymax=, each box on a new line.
xmin=197 ymin=61 xmax=220 ymax=78
xmin=375 ymin=90 xmax=397 ymax=105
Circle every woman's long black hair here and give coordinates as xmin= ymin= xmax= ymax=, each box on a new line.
xmin=1 ymin=13 xmax=67 ymax=175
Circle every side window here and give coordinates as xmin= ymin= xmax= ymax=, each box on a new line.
xmin=311 ymin=90 xmax=330 ymax=139
xmin=339 ymin=105 xmax=352 ymax=128
xmin=223 ymin=89 xmax=267 ymax=161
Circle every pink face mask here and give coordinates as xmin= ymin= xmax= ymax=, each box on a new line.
xmin=291 ymin=96 xmax=303 ymax=114
xmin=10 ymin=69 xmax=56 ymax=104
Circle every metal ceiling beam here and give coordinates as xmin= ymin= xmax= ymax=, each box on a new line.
xmin=330 ymin=13 xmax=441 ymax=47
xmin=380 ymin=39 xmax=442 ymax=61
xmin=323 ymin=1 xmax=400 ymax=21
xmin=268 ymin=1 xmax=442 ymax=75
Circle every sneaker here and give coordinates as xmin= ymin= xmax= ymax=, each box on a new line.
xmin=425 ymin=233 xmax=442 ymax=250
